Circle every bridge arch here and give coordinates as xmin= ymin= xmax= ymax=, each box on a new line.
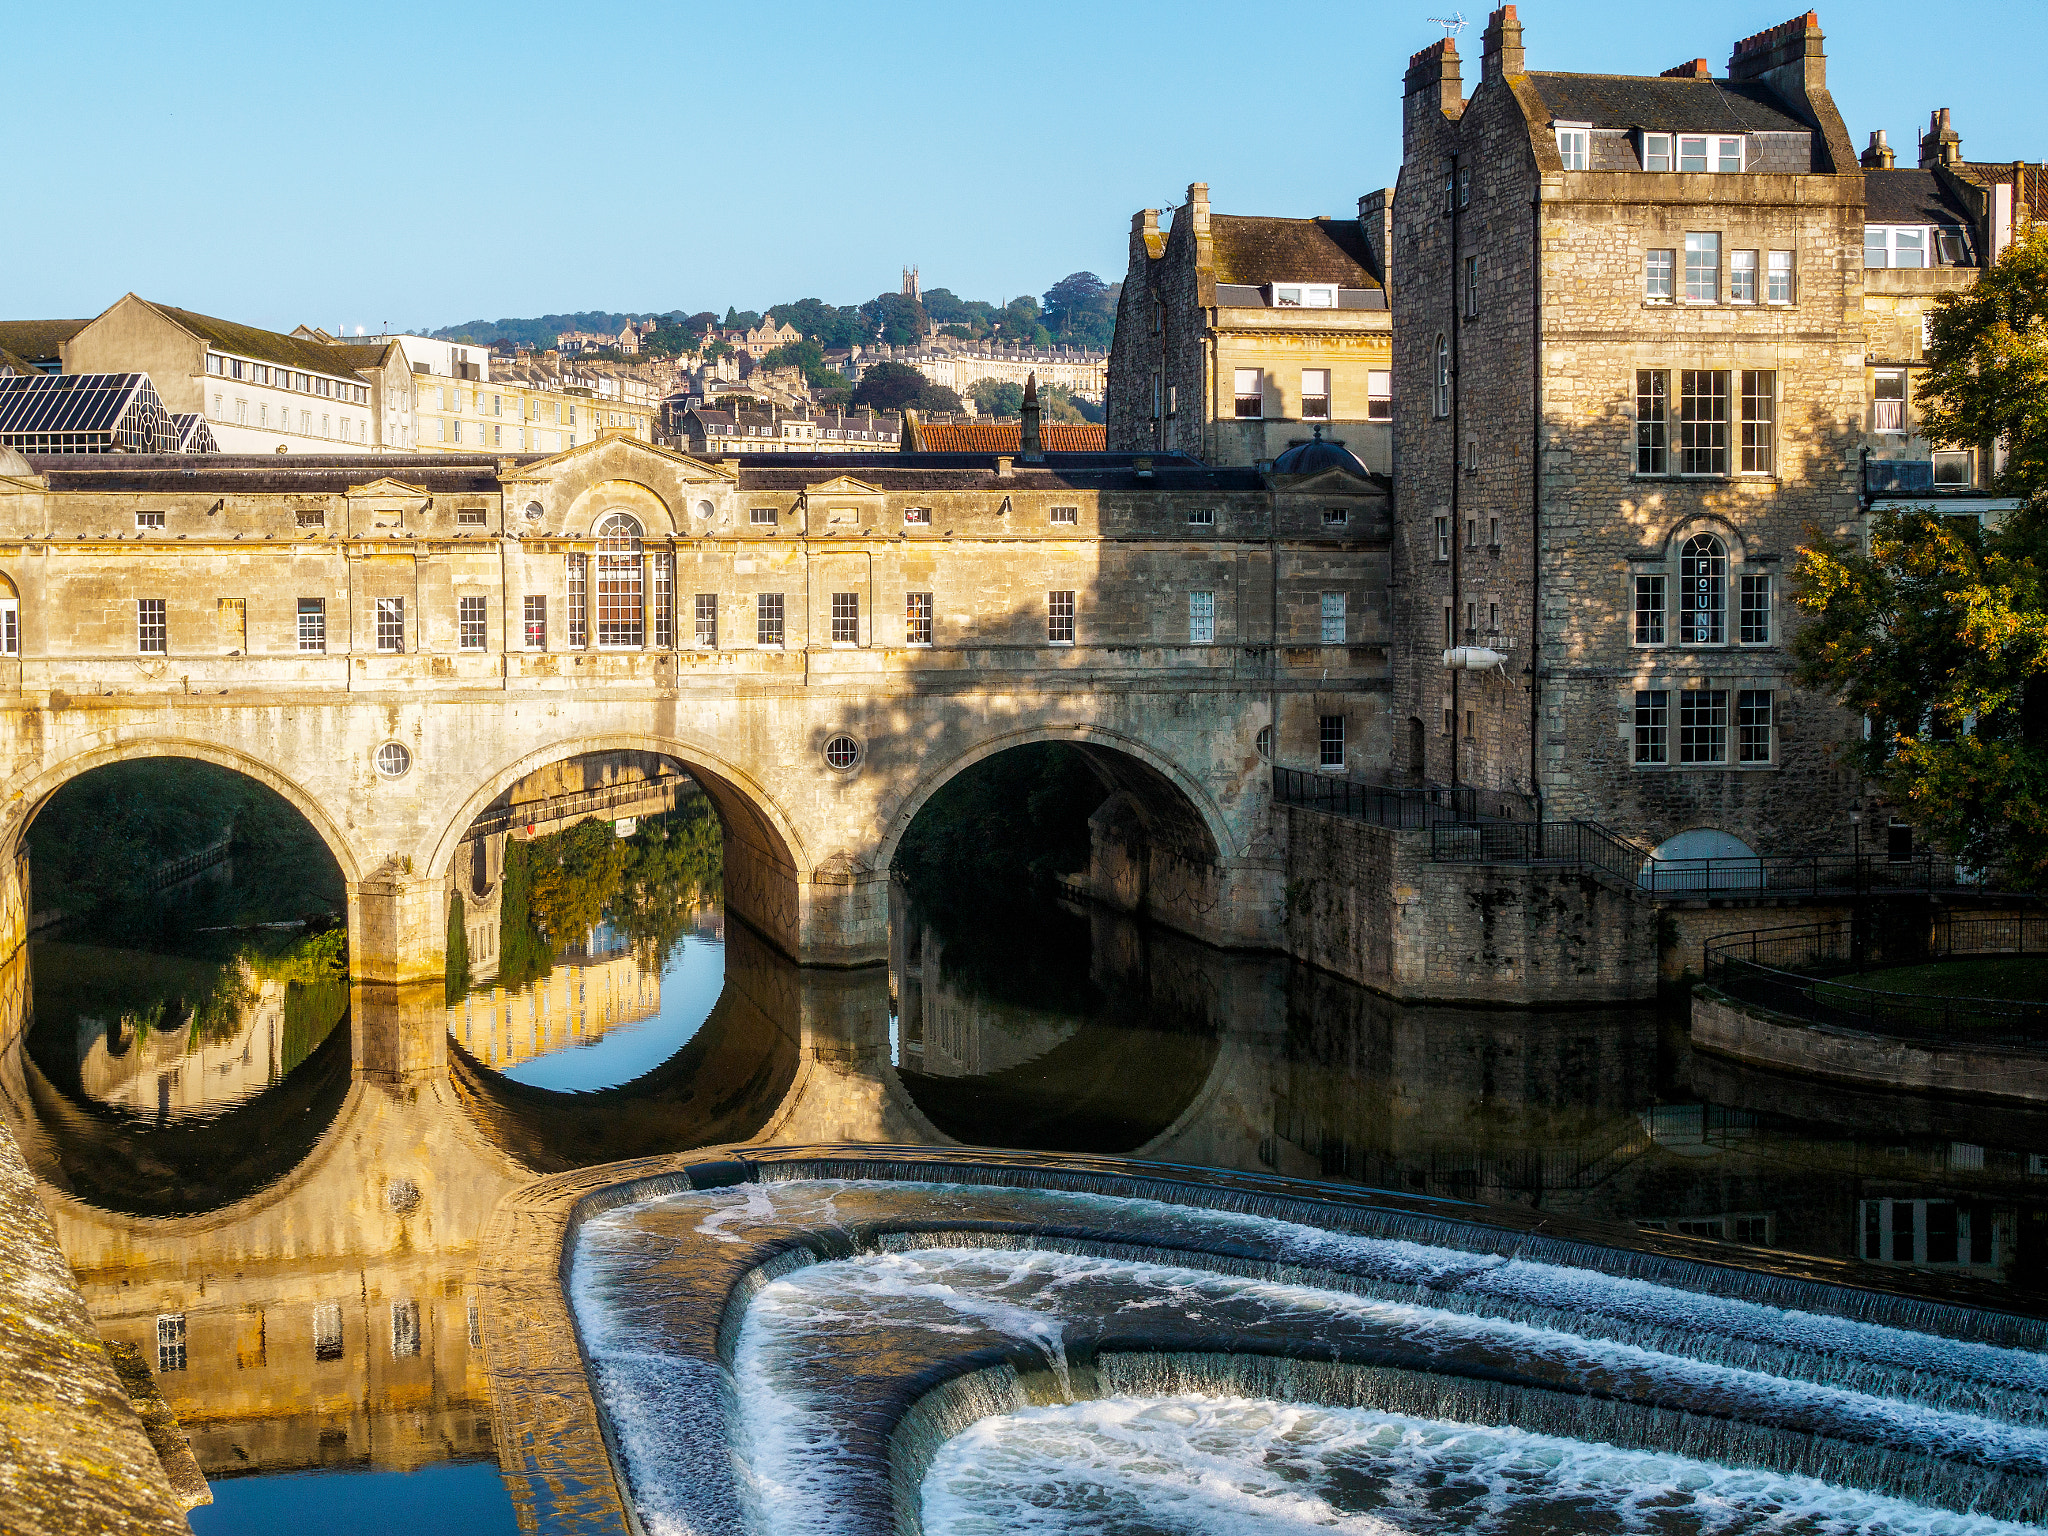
xmin=3 ymin=736 xmax=365 ymax=885
xmin=875 ymin=725 xmax=1235 ymax=873
xmin=423 ymin=732 xmax=809 ymax=960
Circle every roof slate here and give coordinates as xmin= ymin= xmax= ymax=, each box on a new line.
xmin=1208 ymin=217 xmax=1381 ymax=289
xmin=0 ymin=319 xmax=89 ymax=365
xmin=144 ymin=302 xmax=372 ymax=381
xmin=1958 ymin=161 xmax=2048 ymax=221
xmin=1863 ymin=169 xmax=1976 ymax=230
xmin=1528 ymin=72 xmax=1809 ymax=136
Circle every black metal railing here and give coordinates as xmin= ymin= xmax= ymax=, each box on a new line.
xmin=464 ymin=778 xmax=684 ymax=840
xmin=1702 ymin=915 xmax=2048 ymax=1044
xmin=1271 ymin=768 xmax=1533 ymax=830
xmin=1431 ymin=829 xmax=1955 ymax=894
xmin=1427 ymin=818 xmax=1649 ymax=884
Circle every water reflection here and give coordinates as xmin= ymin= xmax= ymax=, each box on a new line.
xmin=4 ymin=814 xmax=2046 ymax=1531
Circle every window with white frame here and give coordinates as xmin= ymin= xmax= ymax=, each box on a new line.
xmin=1730 ymin=249 xmax=1758 ymax=304
xmin=1319 ymin=714 xmax=1346 ymax=769
xmin=1740 ymin=370 xmax=1776 ymax=474
xmin=1047 ymin=590 xmax=1075 ymax=645
xmin=1680 ymin=689 xmax=1729 ymax=764
xmin=1301 ymin=369 xmax=1330 ymax=420
xmin=1680 ymin=533 xmax=1727 ymax=644
xmin=1554 ymin=122 xmax=1590 ymax=170
xmin=1933 ymin=449 xmax=1974 ymax=486
xmin=1679 ymin=134 xmax=1744 ymax=172
xmin=1865 ymin=226 xmax=1928 ymax=268
xmin=298 ymin=598 xmax=325 ymax=652
xmin=1634 ymin=575 xmax=1667 ymax=645
xmin=1640 ymin=131 xmax=1672 ymax=171
xmin=138 ymin=597 xmax=166 ymax=654
xmin=1049 ymin=505 xmax=1078 ymax=526
xmin=1873 ymin=370 xmax=1906 ymax=433
xmin=1434 ymin=515 xmax=1451 ymax=561
xmin=1188 ymin=506 xmax=1215 ymax=526
xmin=750 ymin=506 xmax=778 ymax=525
xmin=1464 ymin=255 xmax=1479 ymax=316
xmin=756 ymin=592 xmax=784 ymax=647
xmin=459 ymin=595 xmax=486 ymax=651
xmin=830 ymin=591 xmax=859 ymax=645
xmin=1767 ymin=250 xmax=1793 ymax=303
xmin=1645 ymin=248 xmax=1674 ymax=301
xmin=1233 ymin=368 xmax=1263 ymax=419
xmin=903 ymin=505 xmax=931 ymax=525
xmin=376 ymin=597 xmax=404 ymax=652
xmin=157 ymin=1314 xmax=187 ymax=1373
xmin=1366 ymin=370 xmax=1392 ymax=421
xmin=1188 ymin=590 xmax=1215 ymax=644
xmin=1320 ymin=592 xmax=1346 ymax=644
xmin=0 ymin=598 xmax=16 ymax=656
xmin=1684 ymin=232 xmax=1720 ymax=302
xmin=1635 ymin=690 xmax=1669 ymax=764
xmin=1636 ymin=369 xmax=1668 ymax=474
xmin=527 ymin=594 xmax=550 ymax=649
xmin=1272 ymin=284 xmax=1336 ymax=308
xmin=1739 ymin=572 xmax=1771 ymax=644
xmin=136 ymin=510 xmax=164 ymax=529
xmin=1432 ymin=336 xmax=1449 ymax=417
xmin=906 ymin=591 xmax=933 ymax=646
xmin=1679 ymin=370 xmax=1729 ymax=475
xmin=566 ymin=554 xmax=588 ymax=646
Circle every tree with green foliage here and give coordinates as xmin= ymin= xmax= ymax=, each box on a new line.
xmin=445 ymin=892 xmax=470 ymax=1004
xmin=922 ymin=289 xmax=996 ymax=338
xmin=762 ymin=338 xmax=852 ymax=393
xmin=860 ymin=292 xmax=928 ymax=346
xmin=894 ymin=743 xmax=1106 ymax=916
xmin=996 ymin=296 xmax=1051 ymax=347
xmin=723 ymin=306 xmax=763 ymax=332
xmin=1042 ymin=272 xmax=1117 ymax=349
xmin=853 ymin=361 xmax=960 ymax=415
xmin=970 ymin=379 xmax=1024 ymax=418
xmin=1793 ymin=229 xmax=2048 ymax=886
xmin=766 ymin=298 xmax=863 ymax=350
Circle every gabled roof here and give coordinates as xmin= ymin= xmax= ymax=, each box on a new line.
xmin=1864 ymin=169 xmax=1976 ymax=231
xmin=1958 ymin=160 xmax=2048 ymax=221
xmin=0 ymin=319 xmax=88 ymax=366
xmin=141 ymin=300 xmax=371 ymax=380
xmin=1209 ymin=216 xmax=1380 ymax=289
xmin=1527 ymin=72 xmax=1809 ymax=135
xmin=912 ymin=421 xmax=1107 ymax=453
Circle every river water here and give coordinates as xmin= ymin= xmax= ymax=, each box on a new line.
xmin=5 ymin=829 xmax=2045 ymax=1533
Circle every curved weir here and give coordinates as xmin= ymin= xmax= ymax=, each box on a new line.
xmin=562 ymin=1162 xmax=2048 ymax=1536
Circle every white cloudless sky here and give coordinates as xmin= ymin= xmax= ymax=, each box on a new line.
xmin=6 ymin=0 xmax=2040 ymax=333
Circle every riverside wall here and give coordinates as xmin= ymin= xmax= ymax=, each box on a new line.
xmin=1277 ymin=805 xmax=1659 ymax=1004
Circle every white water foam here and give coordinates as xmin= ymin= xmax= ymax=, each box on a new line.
xmin=924 ymin=1394 xmax=2043 ymax=1536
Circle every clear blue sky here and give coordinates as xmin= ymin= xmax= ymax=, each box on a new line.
xmin=8 ymin=1 xmax=2040 ymax=333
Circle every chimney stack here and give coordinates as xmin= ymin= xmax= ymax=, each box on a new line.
xmin=1403 ymin=36 xmax=1464 ymax=123
xmin=1860 ymin=129 xmax=1895 ymax=170
xmin=1728 ymin=10 xmax=1824 ymax=90
xmin=1480 ymin=6 xmax=1523 ymax=82
xmin=1920 ymin=107 xmax=1962 ymax=169
xmin=1660 ymin=59 xmax=1712 ymax=79
xmin=1019 ymin=374 xmax=1043 ymax=462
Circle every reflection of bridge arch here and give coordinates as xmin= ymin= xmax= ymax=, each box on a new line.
xmin=426 ymin=732 xmax=807 ymax=959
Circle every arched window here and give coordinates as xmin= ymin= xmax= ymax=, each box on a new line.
xmin=1679 ymin=533 xmax=1726 ymax=644
xmin=1433 ymin=336 xmax=1450 ymax=418
xmin=594 ymin=512 xmax=644 ymax=647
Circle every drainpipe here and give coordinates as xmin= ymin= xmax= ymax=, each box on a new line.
xmin=1528 ymin=189 xmax=1544 ymax=824
xmin=1448 ymin=161 xmax=1463 ymax=791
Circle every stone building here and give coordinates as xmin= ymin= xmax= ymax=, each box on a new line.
xmin=1106 ymin=183 xmax=1394 ymax=471
xmin=676 ymin=404 xmax=901 ymax=456
xmin=62 ymin=296 xmax=386 ymax=454
xmin=1857 ymin=111 xmax=2041 ymax=524
xmin=851 ymin=340 xmax=1109 ymax=405
xmin=1392 ymin=7 xmax=1896 ymax=862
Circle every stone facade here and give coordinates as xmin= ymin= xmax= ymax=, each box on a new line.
xmin=1108 ymin=183 xmax=1394 ymax=471
xmin=1393 ymin=8 xmax=1882 ymax=861
xmin=0 ymin=436 xmax=1390 ymax=981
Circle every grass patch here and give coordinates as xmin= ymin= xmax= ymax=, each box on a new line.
xmin=1844 ymin=957 xmax=2048 ymax=1002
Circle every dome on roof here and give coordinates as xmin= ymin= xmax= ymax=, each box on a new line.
xmin=1270 ymin=426 xmax=1369 ymax=479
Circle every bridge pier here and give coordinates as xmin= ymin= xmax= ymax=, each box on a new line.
xmin=348 ymin=867 xmax=454 ymax=988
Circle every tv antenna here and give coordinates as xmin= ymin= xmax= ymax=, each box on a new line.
xmin=1428 ymin=11 xmax=1466 ymax=38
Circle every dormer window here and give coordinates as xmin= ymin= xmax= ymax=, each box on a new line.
xmin=1865 ymin=226 xmax=1929 ymax=269
xmin=1271 ymin=284 xmax=1336 ymax=308
xmin=1679 ymin=135 xmax=1745 ymax=172
xmin=1554 ymin=122 xmax=1590 ymax=170
xmin=1641 ymin=132 xmax=1672 ymax=171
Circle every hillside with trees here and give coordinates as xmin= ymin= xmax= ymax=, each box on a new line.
xmin=429 ymin=272 xmax=1118 ymax=355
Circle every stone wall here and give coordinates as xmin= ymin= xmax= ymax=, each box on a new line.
xmin=1278 ymin=805 xmax=1658 ymax=1004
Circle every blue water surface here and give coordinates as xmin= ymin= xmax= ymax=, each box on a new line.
xmin=189 ymin=1460 xmax=519 ymax=1536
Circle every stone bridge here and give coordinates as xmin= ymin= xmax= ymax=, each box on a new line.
xmin=0 ymin=436 xmax=1390 ymax=977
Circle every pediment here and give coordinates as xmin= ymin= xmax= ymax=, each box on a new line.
xmin=345 ymin=476 xmax=429 ymax=500
xmin=803 ymin=476 xmax=886 ymax=497
xmin=501 ymin=433 xmax=734 ymax=488
xmin=1275 ymin=464 xmax=1386 ymax=496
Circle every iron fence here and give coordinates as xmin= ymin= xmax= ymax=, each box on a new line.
xmin=1271 ymin=768 xmax=1533 ymax=829
xmin=1701 ymin=915 xmax=2048 ymax=1045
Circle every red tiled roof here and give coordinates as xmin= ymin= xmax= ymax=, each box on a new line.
xmin=914 ymin=421 xmax=1105 ymax=453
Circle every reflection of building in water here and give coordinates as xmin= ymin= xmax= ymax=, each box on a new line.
xmin=449 ymin=944 xmax=661 ymax=1070
xmin=892 ymin=897 xmax=1079 ymax=1077
xmin=76 ymin=966 xmax=290 ymax=1120
xmin=454 ymin=830 xmax=505 ymax=988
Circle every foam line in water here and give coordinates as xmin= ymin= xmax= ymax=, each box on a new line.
xmin=923 ymin=1392 xmax=2045 ymax=1536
